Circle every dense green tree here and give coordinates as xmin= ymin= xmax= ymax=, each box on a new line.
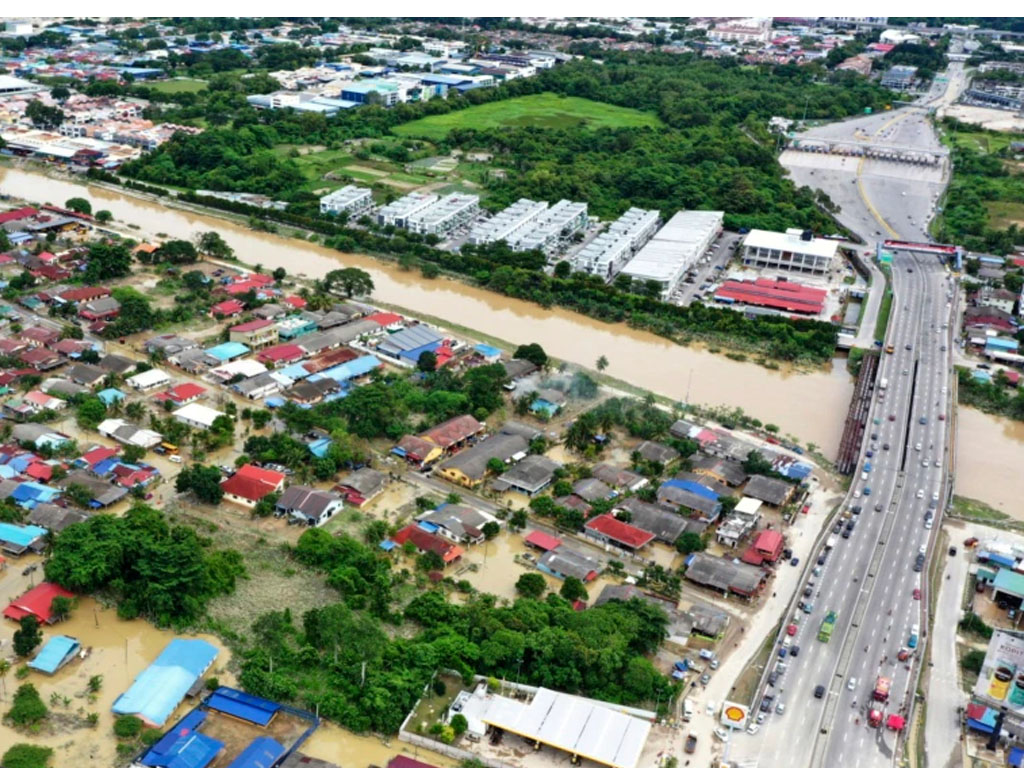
xmin=175 ymin=465 xmax=225 ymax=505
xmin=84 ymin=242 xmax=132 ymax=283
xmin=2 ymin=743 xmax=54 ymax=768
xmin=559 ymin=576 xmax=588 ymax=602
xmin=515 ymin=572 xmax=547 ymax=598
xmin=64 ymin=197 xmax=92 ymax=215
xmin=6 ymin=683 xmax=47 ymax=725
xmin=197 ymin=231 xmax=234 ymax=260
xmin=514 ymin=343 xmax=548 ymax=368
xmin=12 ymin=616 xmax=42 ymax=657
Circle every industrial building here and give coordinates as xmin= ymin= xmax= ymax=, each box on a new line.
xmin=741 ymin=228 xmax=839 ymax=275
xmin=619 ymin=210 xmax=724 ymax=299
xmin=574 ymin=207 xmax=660 ymax=279
xmin=513 ymin=199 xmax=589 ymax=254
xmin=714 ymin=277 xmax=827 ymax=315
xmin=376 ymin=192 xmax=439 ymax=228
xmin=467 ymin=198 xmax=549 ymax=245
xmin=405 ymin=193 xmax=480 ymax=236
xmin=319 ymin=185 xmax=374 ymax=217
xmin=880 ymin=65 xmax=918 ymax=90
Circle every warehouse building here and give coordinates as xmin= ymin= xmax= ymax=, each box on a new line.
xmin=513 ymin=199 xmax=589 ymax=254
xmin=376 ymin=192 xmax=439 ymax=228
xmin=714 ymin=277 xmax=827 ymax=315
xmin=619 ymin=210 xmax=724 ymax=299
xmin=319 ymin=185 xmax=374 ymax=217
xmin=405 ymin=193 xmax=480 ymax=236
xmin=741 ymin=228 xmax=838 ymax=275
xmin=467 ymin=198 xmax=549 ymax=245
xmin=574 ymin=207 xmax=661 ymax=279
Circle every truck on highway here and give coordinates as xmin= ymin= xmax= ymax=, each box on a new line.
xmin=873 ymin=676 xmax=891 ymax=702
xmin=825 ymin=535 xmax=838 ymax=550
xmin=818 ymin=610 xmax=838 ymax=642
xmin=879 ymin=377 xmax=888 ymax=390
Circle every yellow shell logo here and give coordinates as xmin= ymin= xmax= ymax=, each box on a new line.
xmin=724 ymin=706 xmax=745 ymax=722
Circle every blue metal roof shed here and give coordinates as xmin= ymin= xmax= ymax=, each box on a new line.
xmin=112 ymin=639 xmax=219 ymax=727
xmin=224 ymin=737 xmax=284 ymax=768
xmin=205 ymin=688 xmax=281 ymax=727
xmin=660 ymin=478 xmax=719 ymax=501
xmin=28 ymin=635 xmax=80 ymax=674
xmin=206 ymin=342 xmax=250 ymax=362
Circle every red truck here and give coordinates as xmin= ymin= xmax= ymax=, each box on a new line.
xmin=873 ymin=676 xmax=891 ymax=702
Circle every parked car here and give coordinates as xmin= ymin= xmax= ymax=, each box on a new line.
xmin=790 ymin=556 xmax=799 ymax=566
xmin=685 ymin=734 xmax=697 ymax=754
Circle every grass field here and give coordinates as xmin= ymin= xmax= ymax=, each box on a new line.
xmin=947 ymin=129 xmax=1017 ymax=155
xmin=392 ymin=92 xmax=663 ymax=140
xmin=149 ymin=78 xmax=208 ymax=94
xmin=986 ymin=200 xmax=1024 ymax=229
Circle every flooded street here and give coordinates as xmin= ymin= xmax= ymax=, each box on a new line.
xmin=0 ymin=582 xmax=232 ymax=766
xmin=0 ymin=167 xmax=852 ymax=455
xmin=955 ymin=407 xmax=1024 ymax=516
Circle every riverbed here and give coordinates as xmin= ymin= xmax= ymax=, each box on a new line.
xmin=0 ymin=167 xmax=852 ymax=456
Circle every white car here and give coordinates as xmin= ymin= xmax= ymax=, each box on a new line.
xmin=707 ymin=701 xmax=717 ymax=716
xmin=746 ymin=724 xmax=760 ymax=735
xmin=714 ymin=727 xmax=730 ymax=741
xmin=847 ymin=677 xmax=857 ymax=691
xmin=916 ymin=489 xmax=924 ymax=499
xmin=169 ymin=454 xmax=182 ymax=464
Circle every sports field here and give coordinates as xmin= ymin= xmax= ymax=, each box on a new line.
xmin=148 ymin=78 xmax=208 ymax=94
xmin=392 ymin=93 xmax=662 ymax=140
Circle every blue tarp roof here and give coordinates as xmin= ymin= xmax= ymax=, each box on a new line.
xmin=308 ymin=438 xmax=332 ymax=459
xmin=379 ymin=539 xmax=397 ymax=551
xmin=112 ymin=639 xmax=219 ymax=727
xmin=0 ymin=521 xmax=47 ymax=546
xmin=264 ymin=397 xmax=286 ymax=408
xmin=311 ymin=355 xmax=381 ymax=383
xmin=206 ymin=342 xmax=250 ymax=361
xmin=206 ymin=688 xmax=281 ymax=727
xmin=28 ymin=635 xmax=80 ymax=674
xmin=225 ymin=736 xmax=284 ymax=768
xmin=660 ymin=478 xmax=719 ymax=501
xmin=474 ymin=343 xmax=501 ymax=358
xmin=277 ymin=362 xmax=313 ymax=381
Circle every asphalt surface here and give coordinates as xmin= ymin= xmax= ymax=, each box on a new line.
xmin=728 ymin=62 xmax=967 ymax=768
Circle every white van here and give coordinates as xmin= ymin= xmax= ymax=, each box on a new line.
xmin=682 ymin=699 xmax=694 ymax=722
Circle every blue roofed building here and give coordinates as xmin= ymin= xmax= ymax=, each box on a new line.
xmin=97 ymin=387 xmax=126 ymax=406
xmin=28 ymin=635 xmax=81 ymax=674
xmin=276 ymin=315 xmax=318 ymax=340
xmin=205 ymin=342 xmax=250 ymax=362
xmin=660 ymin=478 xmax=720 ymax=501
xmin=10 ymin=483 xmax=61 ymax=510
xmin=310 ymin=355 xmax=381 ymax=384
xmin=205 ymin=688 xmax=282 ymax=727
xmin=225 ymin=736 xmax=285 ymax=768
xmin=138 ymin=709 xmax=223 ymax=768
xmin=376 ymin=326 xmax=443 ymax=365
xmin=340 ymin=80 xmax=401 ymax=106
xmin=986 ymin=336 xmax=1019 ymax=353
xmin=474 ymin=343 xmax=502 ymax=362
xmin=112 ymin=638 xmax=219 ymax=727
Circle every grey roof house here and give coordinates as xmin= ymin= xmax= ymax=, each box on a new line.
xmin=490 ymin=454 xmax=560 ymax=495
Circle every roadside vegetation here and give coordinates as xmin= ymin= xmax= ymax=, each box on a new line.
xmin=956 ymin=366 xmax=1024 ymax=421
xmin=935 ymin=117 xmax=1024 ymax=255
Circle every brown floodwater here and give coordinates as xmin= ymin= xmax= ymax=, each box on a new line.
xmin=0 ymin=593 xmax=232 ymax=767
xmin=955 ymin=407 xmax=1024 ymax=517
xmin=0 ymin=167 xmax=852 ymax=455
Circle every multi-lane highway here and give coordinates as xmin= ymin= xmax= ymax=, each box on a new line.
xmin=726 ymin=60 xmax=966 ymax=768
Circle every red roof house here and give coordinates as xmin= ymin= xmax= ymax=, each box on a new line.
xmin=714 ymin=278 xmax=827 ymax=315
xmin=283 ymin=295 xmax=307 ymax=309
xmin=257 ymin=343 xmax=306 ymax=367
xmin=421 ymin=414 xmax=484 ymax=452
xmin=366 ymin=311 xmax=403 ymax=329
xmin=3 ymin=582 xmax=75 ymax=624
xmin=19 ymin=326 xmax=60 ymax=347
xmin=153 ymin=383 xmax=206 ymax=406
xmin=0 ymin=207 xmax=38 ymax=226
xmin=524 ymin=530 xmax=562 ymax=552
xmin=753 ymin=529 xmax=784 ymax=562
xmin=58 ymin=286 xmax=110 ymax=303
xmin=584 ymin=514 xmax=655 ymax=551
xmin=391 ymin=524 xmax=465 ymax=565
xmin=81 ymin=445 xmax=119 ymax=468
xmin=211 ymin=299 xmax=245 ymax=319
xmin=220 ymin=463 xmax=286 ymax=508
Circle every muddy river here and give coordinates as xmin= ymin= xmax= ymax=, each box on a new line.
xmin=955 ymin=407 xmax=1024 ymax=517
xmin=0 ymin=167 xmax=853 ymax=455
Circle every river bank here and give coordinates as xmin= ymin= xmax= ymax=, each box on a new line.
xmin=0 ymin=165 xmax=854 ymax=456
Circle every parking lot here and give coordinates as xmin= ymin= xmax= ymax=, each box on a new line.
xmin=672 ymin=231 xmax=744 ymax=305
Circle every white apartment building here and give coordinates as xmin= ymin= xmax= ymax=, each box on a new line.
xmin=741 ymin=228 xmax=838 ymax=275
xmin=707 ymin=17 xmax=772 ymax=44
xmin=376 ymin=192 xmax=439 ymax=228
xmin=620 ymin=210 xmax=724 ymax=299
xmin=467 ymin=199 xmax=549 ymax=245
xmin=404 ymin=193 xmax=480 ymax=237
xmin=319 ymin=185 xmax=374 ymax=217
xmin=574 ymin=207 xmax=660 ymax=279
xmin=513 ymin=200 xmax=589 ymax=254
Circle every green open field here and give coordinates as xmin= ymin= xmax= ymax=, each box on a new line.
xmin=273 ymin=145 xmax=437 ymax=194
xmin=946 ymin=128 xmax=1018 ymax=155
xmin=986 ymin=200 xmax=1024 ymax=229
xmin=392 ymin=93 xmax=663 ymax=140
xmin=149 ymin=78 xmax=208 ymax=94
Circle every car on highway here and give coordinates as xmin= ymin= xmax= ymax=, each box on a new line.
xmin=938 ymin=413 xmax=945 ymax=420
xmin=812 ymin=566 xmax=822 ymax=577
xmin=915 ymin=443 xmax=922 ymax=452
xmin=847 ymin=677 xmax=857 ymax=691
xmin=866 ymin=450 xmax=874 ymax=458
xmin=875 ymin=503 xmax=884 ymax=512
xmin=814 ymin=685 xmax=825 ymax=699
xmin=949 ymin=546 xmax=958 ymax=556
xmin=889 ymin=414 xmax=896 ymax=421
xmin=863 ymin=487 xmax=872 ymax=496
xmin=898 ymin=648 xmax=911 ymax=662
xmin=786 ymin=623 xmax=798 ymax=636
xmin=790 ymin=556 xmax=799 ymax=566
xmin=804 ymin=585 xmax=813 ymax=598
xmin=883 ymin=443 xmax=890 ymax=450
xmin=802 ymin=602 xmax=814 ymax=613
xmin=746 ymin=723 xmax=760 ymax=735
xmin=790 ymin=646 xmax=800 ymax=658
xmin=710 ymin=659 xmax=720 ymax=670
xmin=922 ymin=459 xmax=929 ymax=467
xmin=817 ymin=554 xmax=826 ymax=565
xmin=913 ymin=588 xmax=921 ymax=600
xmin=916 ymin=489 xmax=924 ymax=499
xmin=775 ymin=701 xmax=786 ymax=715
xmin=870 ymin=432 xmax=879 ymax=440
xmin=919 ymin=416 xmax=928 ymax=425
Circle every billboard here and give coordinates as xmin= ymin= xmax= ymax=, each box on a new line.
xmin=721 ymin=701 xmax=749 ymax=729
xmin=974 ymin=631 xmax=1024 ymax=711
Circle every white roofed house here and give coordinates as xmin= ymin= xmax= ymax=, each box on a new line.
xmin=275 ymin=485 xmax=344 ymax=526
xmin=173 ymin=403 xmax=225 ymax=430
xmin=126 ymin=367 xmax=172 ymax=391
xmin=319 ymin=185 xmax=373 ymax=217
xmin=97 ymin=418 xmax=162 ymax=449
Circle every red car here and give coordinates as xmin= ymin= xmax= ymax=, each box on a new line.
xmin=912 ymin=588 xmax=921 ymax=600
xmin=938 ymin=414 xmax=946 ymax=421
xmin=786 ymin=624 xmax=798 ymax=636
xmin=898 ymin=648 xmax=911 ymax=661
xmin=888 ymin=414 xmax=896 ymax=421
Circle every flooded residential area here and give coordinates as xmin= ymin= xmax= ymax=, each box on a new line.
xmin=0 ymin=15 xmax=1022 ymax=768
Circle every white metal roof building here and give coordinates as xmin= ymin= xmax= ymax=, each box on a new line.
xmin=467 ymin=198 xmax=549 ymax=245
xmin=173 ymin=403 xmax=226 ymax=430
xmin=126 ymin=368 xmax=172 ymax=391
xmin=619 ymin=210 xmax=724 ymax=299
xmin=513 ymin=200 xmax=589 ymax=254
xmin=376 ymin=191 xmax=439 ymax=228
xmin=741 ymin=228 xmax=839 ymax=275
xmin=463 ymin=687 xmax=652 ymax=768
xmin=574 ymin=207 xmax=661 ymax=279
xmin=319 ymin=185 xmax=373 ymax=217
xmin=405 ymin=193 xmax=480 ymax=236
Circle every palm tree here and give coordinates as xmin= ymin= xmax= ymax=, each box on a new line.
xmin=596 ymin=355 xmax=608 ymax=372
xmin=125 ymin=401 xmax=146 ymax=422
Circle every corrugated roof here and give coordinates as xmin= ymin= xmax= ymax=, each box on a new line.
xmin=112 ymin=638 xmax=218 ymax=727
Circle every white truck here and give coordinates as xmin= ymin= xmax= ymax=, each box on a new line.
xmin=879 ymin=378 xmax=888 ymax=390
xmin=825 ymin=535 xmax=838 ymax=550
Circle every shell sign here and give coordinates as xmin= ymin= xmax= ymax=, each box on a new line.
xmin=720 ymin=701 xmax=749 ymax=728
